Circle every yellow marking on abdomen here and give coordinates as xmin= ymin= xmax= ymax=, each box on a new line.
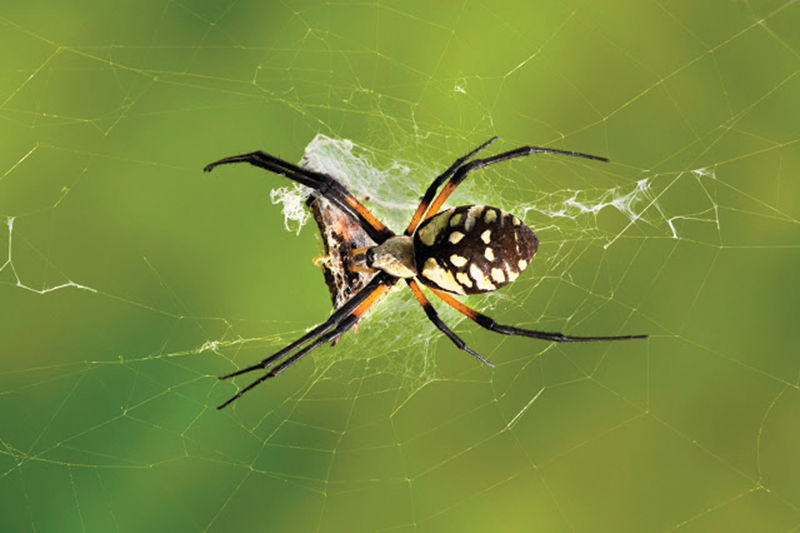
xmin=490 ymin=268 xmax=506 ymax=283
xmin=418 ymin=212 xmax=451 ymax=246
xmin=422 ymin=258 xmax=465 ymax=294
xmin=448 ymin=231 xmax=465 ymax=244
xmin=464 ymin=205 xmax=483 ymax=232
xmin=456 ymin=272 xmax=473 ymax=289
xmin=469 ymin=263 xmax=496 ymax=291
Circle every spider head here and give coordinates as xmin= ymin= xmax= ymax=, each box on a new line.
xmin=366 ymin=236 xmax=417 ymax=278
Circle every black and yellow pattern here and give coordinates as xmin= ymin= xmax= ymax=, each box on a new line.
xmin=413 ymin=205 xmax=539 ymax=295
xmin=205 ymin=138 xmax=643 ymax=409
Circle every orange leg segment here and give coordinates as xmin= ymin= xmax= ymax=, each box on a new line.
xmin=349 ymin=265 xmax=378 ymax=275
xmin=407 ymin=280 xmax=494 ymax=367
xmin=422 ymin=182 xmax=457 ymax=221
xmin=405 ymin=199 xmax=431 ymax=236
xmin=428 ymin=287 xmax=478 ymax=319
xmin=353 ymin=282 xmax=391 ymax=317
xmin=345 ymin=196 xmax=389 ymax=234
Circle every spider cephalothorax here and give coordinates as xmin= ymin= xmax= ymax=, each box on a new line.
xmin=204 ymin=136 xmax=647 ymax=409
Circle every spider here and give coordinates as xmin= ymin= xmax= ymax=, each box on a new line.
xmin=204 ymin=137 xmax=647 ymax=409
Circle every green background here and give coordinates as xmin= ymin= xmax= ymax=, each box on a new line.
xmin=2 ymin=1 xmax=799 ymax=532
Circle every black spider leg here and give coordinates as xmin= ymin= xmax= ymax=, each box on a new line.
xmin=429 ymin=287 xmax=648 ymax=343
xmin=424 ymin=145 xmax=610 ymax=220
xmin=216 ymin=273 xmax=397 ymax=409
xmin=217 ymin=316 xmax=359 ymax=410
xmin=203 ymin=152 xmax=360 ymax=226
xmin=404 ymin=136 xmax=498 ymax=235
xmin=204 ymin=151 xmax=394 ymax=244
xmin=407 ymin=280 xmax=494 ymax=368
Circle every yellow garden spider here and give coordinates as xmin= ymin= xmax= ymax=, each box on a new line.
xmin=204 ymin=137 xmax=646 ymax=409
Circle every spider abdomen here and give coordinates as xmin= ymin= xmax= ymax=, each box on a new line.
xmin=413 ymin=205 xmax=538 ymax=295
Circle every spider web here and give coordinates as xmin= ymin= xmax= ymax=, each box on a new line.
xmin=2 ymin=1 xmax=800 ymax=532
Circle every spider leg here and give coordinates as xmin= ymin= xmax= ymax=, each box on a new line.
xmin=349 ymin=265 xmax=378 ymax=274
xmin=423 ymin=145 xmax=610 ymax=221
xmin=429 ymin=286 xmax=647 ymax=342
xmin=404 ymin=137 xmax=498 ymax=235
xmin=216 ymin=315 xmax=361 ymax=410
xmin=217 ymin=273 xmax=396 ymax=409
xmin=219 ymin=274 xmax=391 ymax=381
xmin=407 ymin=279 xmax=494 ymax=367
xmin=204 ymin=151 xmax=394 ymax=243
